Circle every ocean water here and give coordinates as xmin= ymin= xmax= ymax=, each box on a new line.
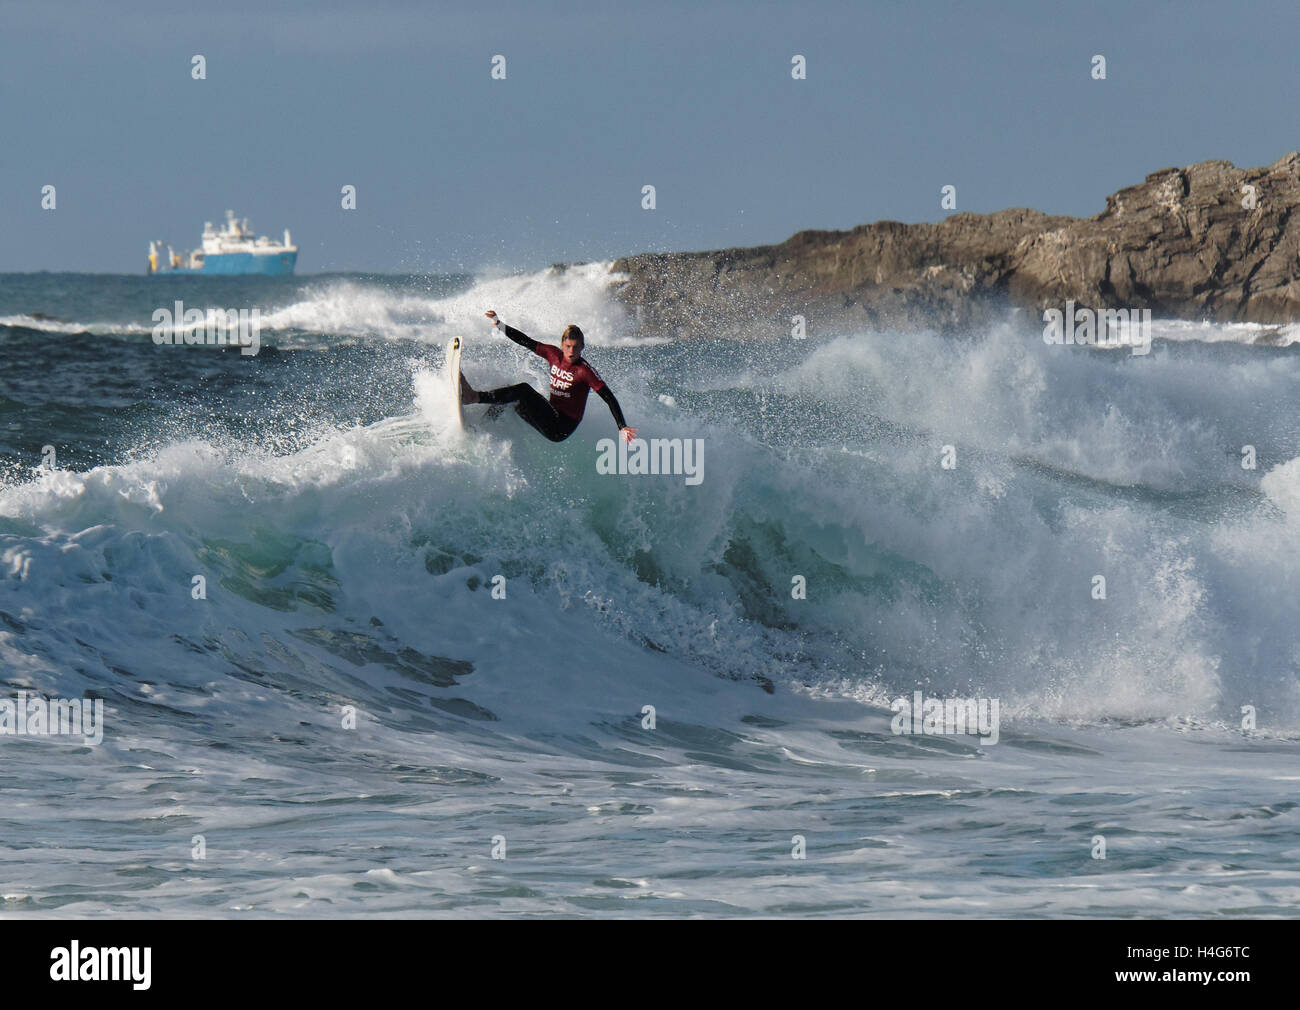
xmin=2 ymin=268 xmax=1298 ymax=918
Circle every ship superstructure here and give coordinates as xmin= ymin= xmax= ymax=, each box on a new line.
xmin=149 ymin=210 xmax=298 ymax=275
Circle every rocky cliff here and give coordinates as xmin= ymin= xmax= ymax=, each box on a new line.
xmin=608 ymin=153 xmax=1300 ymax=338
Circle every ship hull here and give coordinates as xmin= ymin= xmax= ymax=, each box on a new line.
xmin=161 ymin=251 xmax=298 ymax=276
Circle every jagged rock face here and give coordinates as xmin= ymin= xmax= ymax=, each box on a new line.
xmin=609 ymin=153 xmax=1300 ymax=336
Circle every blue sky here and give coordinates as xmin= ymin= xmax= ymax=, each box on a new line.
xmin=4 ymin=0 xmax=1299 ymax=273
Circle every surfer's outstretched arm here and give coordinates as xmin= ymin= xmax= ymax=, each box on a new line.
xmin=484 ymin=310 xmax=539 ymax=353
xmin=597 ymin=386 xmax=638 ymax=443
xmin=502 ymin=324 xmax=540 ymax=353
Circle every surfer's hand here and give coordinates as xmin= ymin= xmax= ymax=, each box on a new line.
xmin=484 ymin=310 xmax=500 ymax=326
xmin=620 ymin=426 xmax=638 ymax=444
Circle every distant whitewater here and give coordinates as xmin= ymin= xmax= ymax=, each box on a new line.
xmin=1 ymin=267 xmax=1298 ymax=917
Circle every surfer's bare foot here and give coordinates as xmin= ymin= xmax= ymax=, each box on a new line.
xmin=459 ymin=374 xmax=479 ymax=404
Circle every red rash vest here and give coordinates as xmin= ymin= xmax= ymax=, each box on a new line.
xmin=535 ymin=343 xmax=605 ymax=421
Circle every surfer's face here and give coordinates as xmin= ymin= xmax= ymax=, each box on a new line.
xmin=561 ymin=337 xmax=582 ymax=364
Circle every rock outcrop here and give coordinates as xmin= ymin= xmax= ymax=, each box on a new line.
xmin=608 ymin=153 xmax=1300 ymax=337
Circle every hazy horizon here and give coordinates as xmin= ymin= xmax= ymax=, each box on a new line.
xmin=6 ymin=0 xmax=1300 ymax=274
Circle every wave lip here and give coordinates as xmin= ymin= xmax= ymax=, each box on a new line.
xmin=252 ymin=262 xmax=651 ymax=345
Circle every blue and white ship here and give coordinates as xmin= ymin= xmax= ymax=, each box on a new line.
xmin=149 ymin=210 xmax=298 ymax=275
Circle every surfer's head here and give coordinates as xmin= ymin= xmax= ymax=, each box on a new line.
xmin=561 ymin=324 xmax=584 ymax=364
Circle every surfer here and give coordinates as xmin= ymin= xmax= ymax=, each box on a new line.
xmin=460 ymin=310 xmax=637 ymax=444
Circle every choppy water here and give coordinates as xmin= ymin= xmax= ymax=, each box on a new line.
xmin=2 ymin=268 xmax=1298 ymax=917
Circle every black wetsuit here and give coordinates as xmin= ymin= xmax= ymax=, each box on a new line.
xmin=476 ymin=324 xmax=627 ymax=442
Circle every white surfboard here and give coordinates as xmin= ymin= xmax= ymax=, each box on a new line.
xmin=447 ymin=335 xmax=464 ymax=429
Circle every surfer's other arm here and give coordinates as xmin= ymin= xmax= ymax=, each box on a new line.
xmin=596 ymin=385 xmax=636 ymax=442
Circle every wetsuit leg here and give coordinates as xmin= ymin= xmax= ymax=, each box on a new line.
xmin=476 ymin=383 xmax=579 ymax=442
